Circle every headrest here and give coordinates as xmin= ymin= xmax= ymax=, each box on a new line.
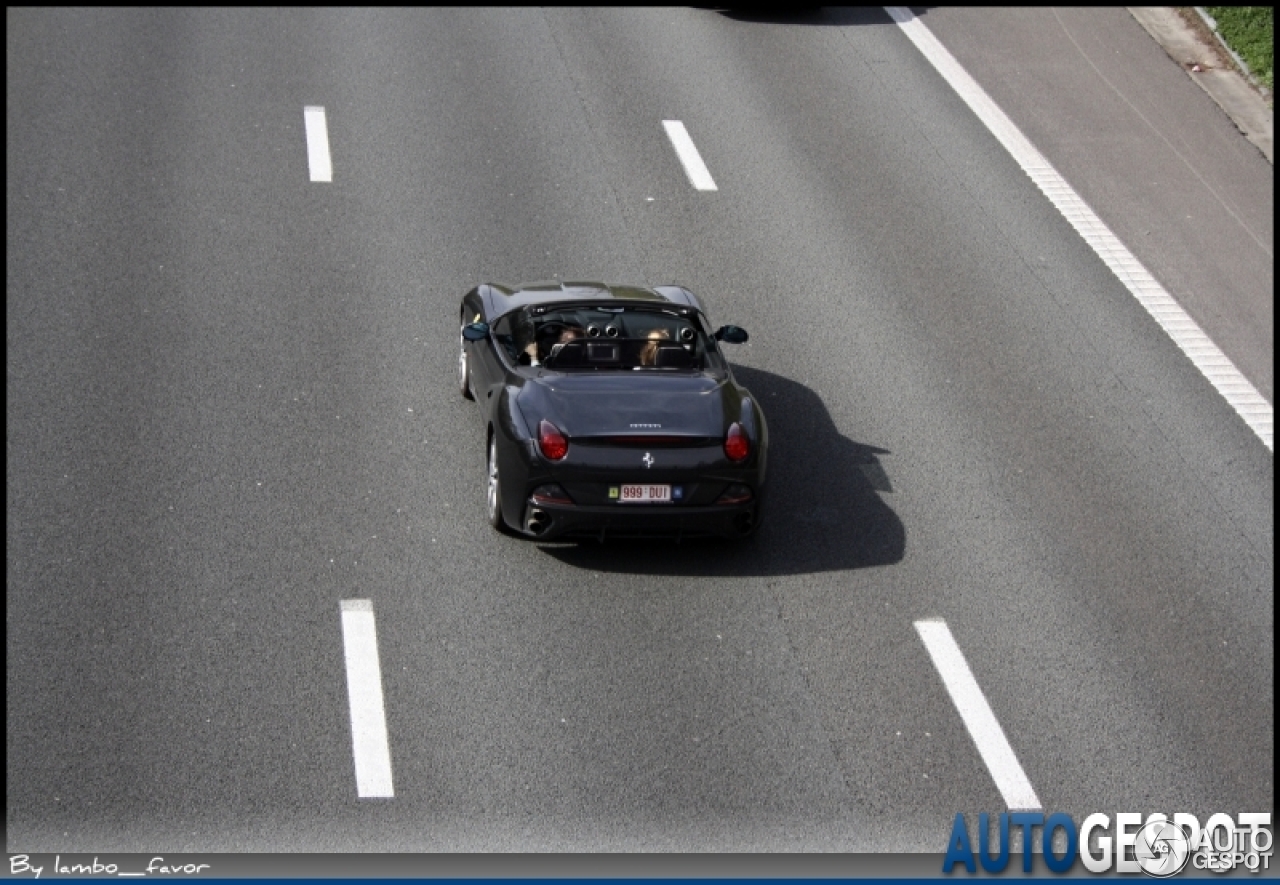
xmin=654 ymin=343 xmax=695 ymax=368
xmin=547 ymin=340 xmax=587 ymax=367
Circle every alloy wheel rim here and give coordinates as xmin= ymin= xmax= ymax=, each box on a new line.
xmin=457 ymin=336 xmax=468 ymax=391
xmin=487 ymin=438 xmax=499 ymax=519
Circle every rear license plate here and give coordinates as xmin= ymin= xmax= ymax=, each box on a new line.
xmin=613 ymin=484 xmax=671 ymax=503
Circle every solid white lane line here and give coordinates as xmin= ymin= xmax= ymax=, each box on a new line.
xmin=886 ymin=7 xmax=1273 ymax=452
xmin=304 ymin=106 xmax=333 ymax=183
xmin=663 ymin=120 xmax=718 ymax=191
xmin=340 ymin=599 xmax=394 ymax=798
xmin=914 ymin=619 xmax=1042 ymax=811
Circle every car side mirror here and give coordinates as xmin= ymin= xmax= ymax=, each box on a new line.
xmin=461 ymin=322 xmax=490 ymax=341
xmin=714 ymin=325 xmax=749 ymax=344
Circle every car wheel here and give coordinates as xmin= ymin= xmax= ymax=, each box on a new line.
xmin=486 ymin=434 xmax=506 ymax=531
xmin=458 ymin=319 xmax=474 ymax=401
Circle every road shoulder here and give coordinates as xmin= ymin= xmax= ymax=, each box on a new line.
xmin=1128 ymin=7 xmax=1273 ymax=163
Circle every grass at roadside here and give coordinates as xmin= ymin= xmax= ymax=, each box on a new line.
xmin=1205 ymin=6 xmax=1273 ymax=91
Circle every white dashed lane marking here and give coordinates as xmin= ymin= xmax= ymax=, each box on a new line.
xmin=887 ymin=7 xmax=1272 ymax=452
xmin=915 ymin=619 xmax=1042 ymax=812
xmin=663 ymin=120 xmax=718 ymax=191
xmin=340 ymin=599 xmax=394 ymax=798
xmin=304 ymin=105 xmax=333 ymax=183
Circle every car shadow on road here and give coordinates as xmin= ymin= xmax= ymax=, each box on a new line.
xmin=536 ymin=364 xmax=905 ymax=577
xmin=709 ymin=7 xmax=894 ymax=27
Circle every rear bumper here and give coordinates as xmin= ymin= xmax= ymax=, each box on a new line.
xmin=520 ymin=499 xmax=760 ymax=541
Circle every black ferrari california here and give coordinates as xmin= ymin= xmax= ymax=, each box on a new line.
xmin=457 ymin=281 xmax=767 ymax=540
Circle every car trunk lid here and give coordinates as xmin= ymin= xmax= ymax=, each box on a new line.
xmin=523 ymin=373 xmax=735 ymax=441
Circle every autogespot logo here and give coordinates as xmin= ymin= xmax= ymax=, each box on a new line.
xmin=943 ymin=812 xmax=1273 ymax=876
xmin=1134 ymin=818 xmax=1192 ymax=877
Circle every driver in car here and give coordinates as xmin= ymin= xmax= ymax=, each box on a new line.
xmin=527 ymin=325 xmax=584 ymax=367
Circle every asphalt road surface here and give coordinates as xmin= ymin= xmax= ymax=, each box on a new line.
xmin=7 ymin=7 xmax=1272 ymax=852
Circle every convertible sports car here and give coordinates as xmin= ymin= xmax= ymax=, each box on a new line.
xmin=457 ymin=281 xmax=767 ymax=540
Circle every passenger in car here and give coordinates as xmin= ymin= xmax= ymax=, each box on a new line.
xmin=639 ymin=328 xmax=671 ymax=367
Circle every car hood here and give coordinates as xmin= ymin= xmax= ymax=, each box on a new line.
xmin=519 ymin=372 xmax=742 ymax=439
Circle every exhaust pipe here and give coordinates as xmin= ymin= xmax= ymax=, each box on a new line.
xmin=733 ymin=510 xmax=755 ymax=536
xmin=525 ymin=508 xmax=552 ymax=536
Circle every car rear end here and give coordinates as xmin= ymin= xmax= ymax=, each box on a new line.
xmin=521 ymin=434 xmax=764 ymax=540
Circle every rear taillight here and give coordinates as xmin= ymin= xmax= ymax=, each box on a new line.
xmin=724 ymin=422 xmax=750 ymax=462
xmin=539 ymin=420 xmax=569 ymax=461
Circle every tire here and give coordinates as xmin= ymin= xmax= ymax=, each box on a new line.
xmin=486 ymin=434 xmax=507 ymax=531
xmin=458 ymin=321 xmax=474 ymax=400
